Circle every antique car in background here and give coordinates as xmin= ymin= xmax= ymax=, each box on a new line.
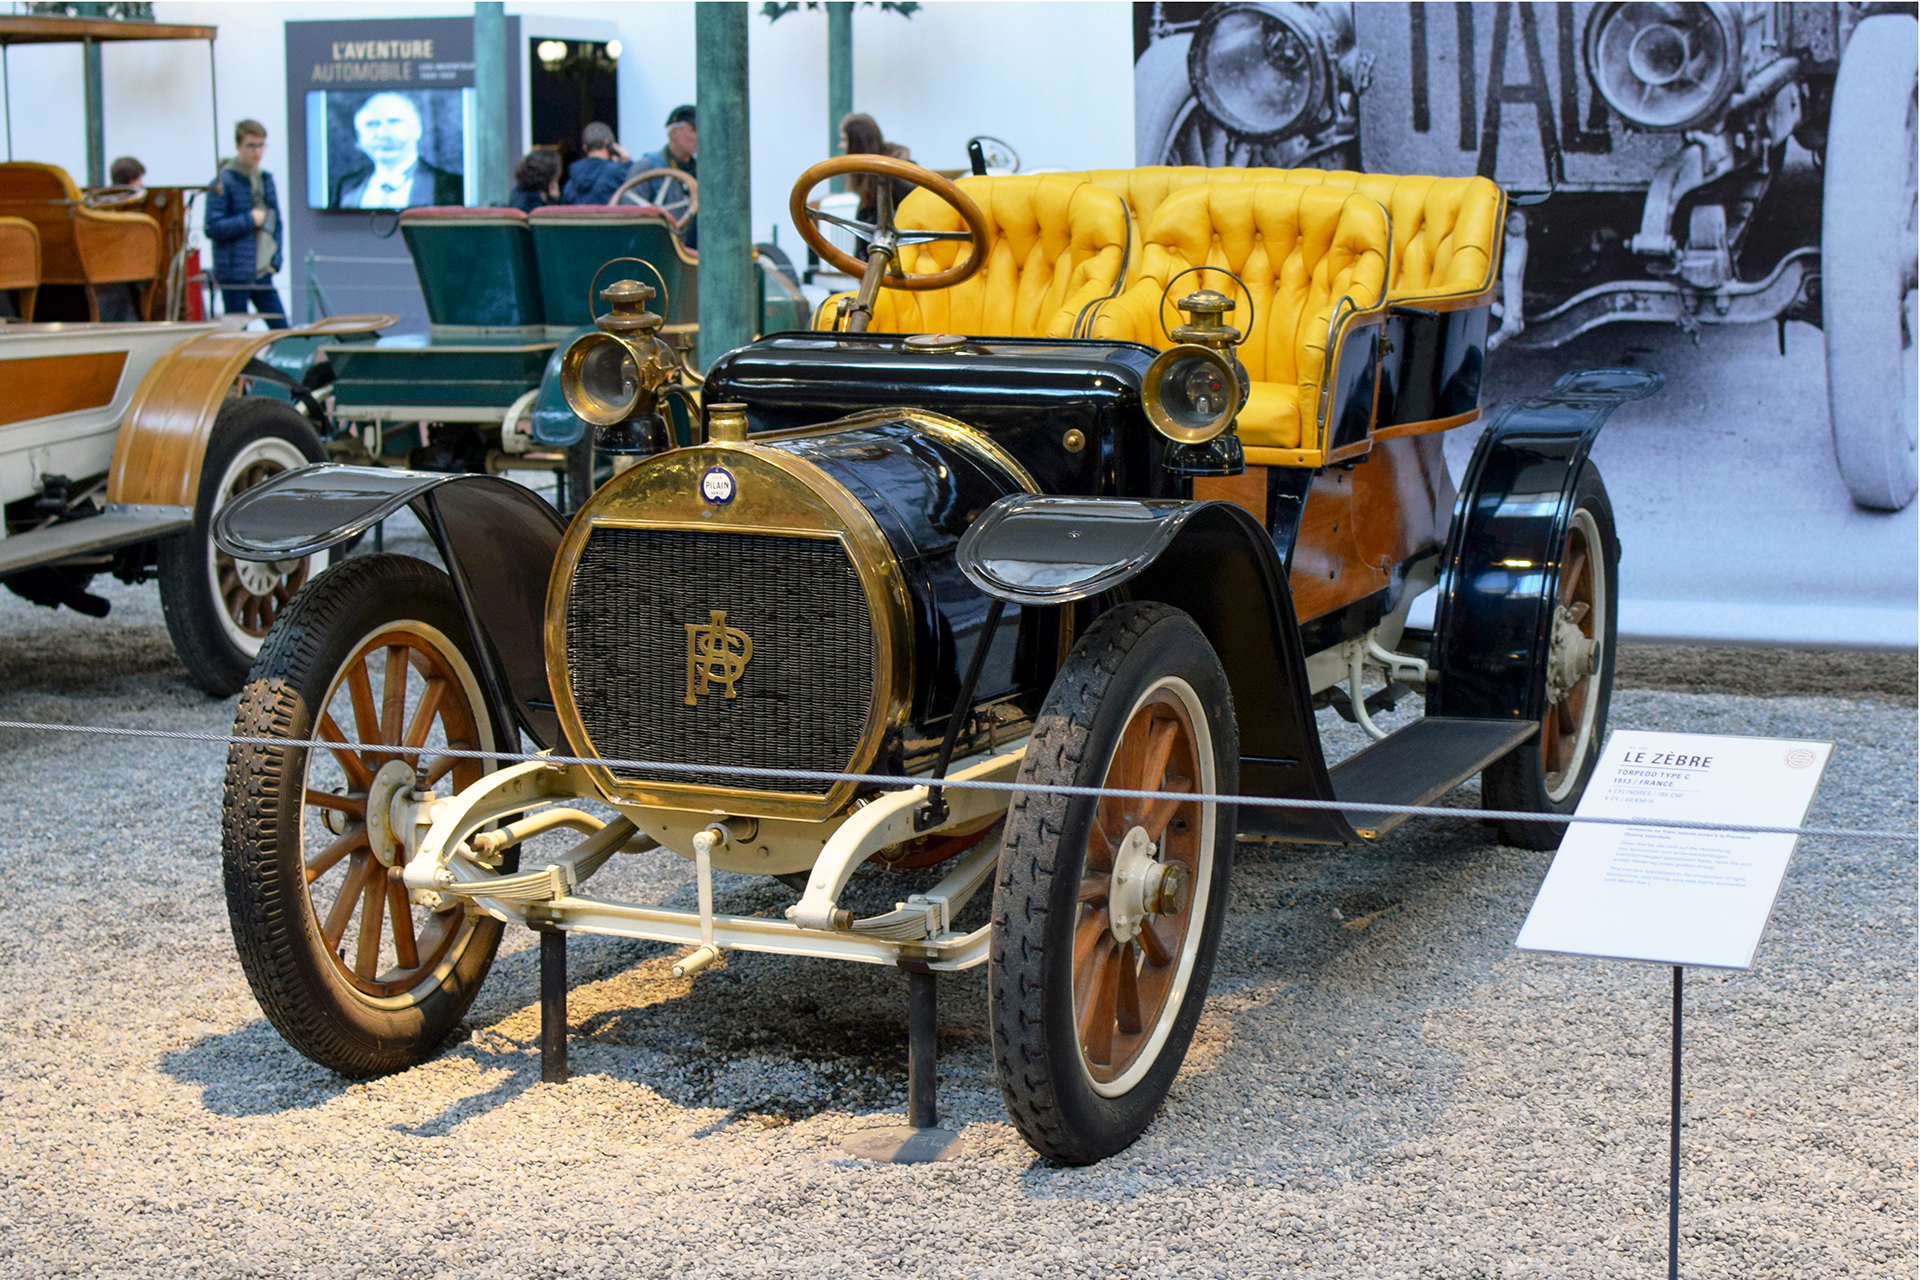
xmin=0 ymin=157 xmax=395 ymax=695
xmin=212 ymin=153 xmax=1657 ymax=1163
xmin=1137 ymin=1 xmax=1919 ymax=511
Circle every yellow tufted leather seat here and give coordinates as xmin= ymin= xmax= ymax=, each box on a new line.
xmin=1088 ymin=182 xmax=1390 ymax=457
xmin=1072 ymin=166 xmax=1502 ymax=305
xmin=814 ymin=173 xmax=1129 ymax=337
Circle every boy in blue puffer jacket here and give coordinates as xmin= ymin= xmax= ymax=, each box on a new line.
xmin=204 ymin=118 xmax=287 ymax=329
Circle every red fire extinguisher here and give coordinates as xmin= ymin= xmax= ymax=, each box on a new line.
xmin=183 ymin=248 xmax=206 ymax=321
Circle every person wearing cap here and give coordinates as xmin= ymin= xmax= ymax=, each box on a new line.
xmin=561 ymin=120 xmax=631 ymax=205
xmin=627 ymin=104 xmax=698 ymax=246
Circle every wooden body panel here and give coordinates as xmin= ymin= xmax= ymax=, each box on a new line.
xmin=0 ymin=350 xmax=125 ymax=427
xmin=1287 ymin=432 xmax=1454 ymax=622
xmin=106 ymin=313 xmax=395 ymax=508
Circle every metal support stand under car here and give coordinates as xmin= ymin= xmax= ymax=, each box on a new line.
xmin=1668 ymin=966 xmax=1684 ymax=1280
xmin=537 ymin=923 xmax=568 ymax=1084
xmin=840 ymin=600 xmax=1007 ymax=1164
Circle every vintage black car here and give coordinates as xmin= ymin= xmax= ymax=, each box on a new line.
xmin=211 ymin=152 xmax=1658 ymax=1164
xmin=1138 ymin=1 xmax=1918 ymax=511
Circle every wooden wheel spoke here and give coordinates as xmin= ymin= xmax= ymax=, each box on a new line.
xmin=354 ymin=865 xmax=387 ymax=979
xmin=1138 ymin=917 xmax=1174 ymax=968
xmin=1558 ymin=546 xmax=1589 ymax=606
xmin=421 ymin=742 xmax=472 ymax=788
xmin=317 ymin=713 xmax=373 ymax=790
xmin=1141 ymin=775 xmax=1194 ymax=841
xmin=1566 ymin=600 xmax=1591 ymax=629
xmin=402 ymin=678 xmax=448 ymax=750
xmin=305 ymin=825 xmax=367 ymax=884
xmin=387 ymin=881 xmax=420 ymax=969
xmin=321 ymin=852 xmax=372 ymax=951
xmin=1137 ymin=719 xmax=1179 ymax=794
xmin=304 ymin=789 xmax=365 ymax=818
xmin=1077 ymin=937 xmax=1120 ymax=1066
xmin=1114 ymin=942 xmax=1143 ymax=1035
xmin=1072 ymin=908 xmax=1108 ymax=979
xmin=1077 ymin=874 xmax=1109 ymax=904
xmin=1102 ymin=715 xmax=1150 ymax=830
xmin=379 ymin=644 xmax=409 ymax=746
xmin=345 ymin=660 xmax=381 ymax=757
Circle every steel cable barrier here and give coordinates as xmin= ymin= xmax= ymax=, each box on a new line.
xmin=0 ymin=718 xmax=1911 ymax=843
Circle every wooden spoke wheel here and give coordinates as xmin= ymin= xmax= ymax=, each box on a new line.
xmin=159 ymin=396 xmax=325 ymax=697
xmin=1483 ymin=463 xmax=1619 ymax=850
xmin=303 ymin=624 xmax=488 ymax=998
xmin=222 ymin=554 xmax=506 ymax=1076
xmin=991 ymin=602 xmax=1237 ymax=1165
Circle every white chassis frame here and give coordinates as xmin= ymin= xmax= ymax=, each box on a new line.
xmin=394 ymin=742 xmax=1029 ymax=974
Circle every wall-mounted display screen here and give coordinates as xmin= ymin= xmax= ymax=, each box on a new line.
xmin=304 ymin=87 xmax=476 ymax=210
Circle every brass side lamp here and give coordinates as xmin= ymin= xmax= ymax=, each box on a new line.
xmin=1143 ymin=282 xmax=1251 ymax=478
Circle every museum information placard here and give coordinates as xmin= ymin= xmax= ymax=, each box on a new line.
xmin=1516 ymin=731 xmax=1832 ymax=970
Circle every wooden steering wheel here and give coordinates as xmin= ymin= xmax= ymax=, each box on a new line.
xmin=789 ymin=154 xmax=988 ymax=292
xmin=609 ymin=168 xmax=697 ymax=230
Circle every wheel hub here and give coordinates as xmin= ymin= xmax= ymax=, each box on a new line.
xmin=363 ymin=759 xmax=416 ymax=866
xmin=1108 ymin=825 xmax=1182 ymax=943
xmin=1545 ymin=603 xmax=1595 ymax=704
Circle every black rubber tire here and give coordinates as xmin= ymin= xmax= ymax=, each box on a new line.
xmin=223 ymin=553 xmax=504 ymax=1076
xmin=990 ymin=601 xmax=1237 ymax=1165
xmin=1482 ymin=463 xmax=1619 ymax=850
xmin=159 ymin=396 xmax=325 ymax=697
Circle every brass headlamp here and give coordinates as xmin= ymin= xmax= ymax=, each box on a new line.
xmin=1143 ymin=281 xmax=1251 ymax=477
xmin=560 ymin=278 xmax=685 ymax=455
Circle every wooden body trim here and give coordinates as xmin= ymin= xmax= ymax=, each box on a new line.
xmin=0 ymin=350 xmax=125 ymax=427
xmin=106 ymin=313 xmax=396 ymax=508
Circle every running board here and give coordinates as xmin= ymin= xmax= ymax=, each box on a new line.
xmin=1235 ymin=716 xmax=1538 ymax=844
xmin=0 ymin=509 xmax=191 ymax=578
xmin=1327 ymin=717 xmax=1538 ymax=838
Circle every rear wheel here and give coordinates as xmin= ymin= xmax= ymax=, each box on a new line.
xmin=160 ymin=396 xmax=325 ymax=696
xmin=991 ymin=602 xmax=1237 ymax=1165
xmin=1822 ymin=13 xmax=1919 ymax=511
xmin=223 ymin=554 xmax=503 ymax=1076
xmin=1482 ymin=464 xmax=1618 ymax=849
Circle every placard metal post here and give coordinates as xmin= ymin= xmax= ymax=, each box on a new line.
xmin=1669 ymin=965 xmax=1682 ymax=1280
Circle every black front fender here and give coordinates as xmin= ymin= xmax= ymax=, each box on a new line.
xmin=1428 ymin=367 xmax=1663 ymax=721
xmin=958 ymin=494 xmax=1358 ymax=842
xmin=215 ymin=464 xmax=565 ymax=749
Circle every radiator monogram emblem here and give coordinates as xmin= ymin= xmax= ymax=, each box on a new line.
xmin=684 ymin=610 xmax=753 ymax=704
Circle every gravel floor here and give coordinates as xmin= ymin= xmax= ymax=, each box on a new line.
xmin=0 ymin=572 xmax=1912 ymax=1279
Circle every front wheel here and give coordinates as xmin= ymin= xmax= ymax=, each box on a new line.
xmin=1822 ymin=13 xmax=1919 ymax=512
xmin=223 ymin=554 xmax=504 ymax=1076
xmin=159 ymin=396 xmax=326 ymax=696
xmin=1482 ymin=463 xmax=1619 ymax=849
xmin=991 ymin=602 xmax=1237 ymax=1165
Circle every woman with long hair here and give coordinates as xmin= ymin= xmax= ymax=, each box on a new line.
xmin=838 ymin=112 xmax=914 ymax=226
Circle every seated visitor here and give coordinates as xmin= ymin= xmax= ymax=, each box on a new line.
xmin=561 ymin=121 xmax=631 ymax=205
xmin=840 ymin=112 xmax=912 ymax=226
xmin=108 ymin=156 xmax=145 ymax=189
xmin=508 ymin=148 xmax=562 ymax=213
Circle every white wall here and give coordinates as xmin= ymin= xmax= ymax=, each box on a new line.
xmin=0 ymin=0 xmax=1133 ymax=304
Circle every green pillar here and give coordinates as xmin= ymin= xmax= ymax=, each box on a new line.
xmin=83 ymin=39 xmax=104 ymax=187
xmin=697 ymin=2 xmax=753 ymax=365
xmin=472 ymin=2 xmax=510 ymax=206
xmin=827 ymin=1 xmax=852 ymax=175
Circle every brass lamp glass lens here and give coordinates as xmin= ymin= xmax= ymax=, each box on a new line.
xmin=1143 ymin=345 xmax=1242 ymax=445
xmin=562 ymin=334 xmax=643 ymax=426
xmin=1587 ymin=1 xmax=1739 ymax=130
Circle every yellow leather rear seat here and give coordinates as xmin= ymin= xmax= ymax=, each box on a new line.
xmin=1073 ymin=166 xmax=1502 ymax=305
xmin=815 ymin=173 xmax=1128 ymax=337
xmin=1087 ymin=182 xmax=1390 ymax=457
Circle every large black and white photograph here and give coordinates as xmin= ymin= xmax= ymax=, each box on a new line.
xmin=1136 ymin=1 xmax=1917 ymax=648
xmin=304 ymin=87 xmax=473 ymax=211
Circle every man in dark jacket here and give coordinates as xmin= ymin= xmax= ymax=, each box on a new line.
xmin=626 ymin=103 xmax=698 ymax=246
xmin=561 ymin=121 xmax=630 ymax=205
xmin=204 ymin=119 xmax=287 ymax=329
xmin=329 ymin=92 xmax=463 ymax=209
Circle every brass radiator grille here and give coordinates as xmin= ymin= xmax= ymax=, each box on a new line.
xmin=565 ymin=527 xmax=876 ymax=794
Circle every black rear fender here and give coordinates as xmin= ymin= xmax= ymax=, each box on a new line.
xmin=1427 ymin=368 xmax=1662 ymax=722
